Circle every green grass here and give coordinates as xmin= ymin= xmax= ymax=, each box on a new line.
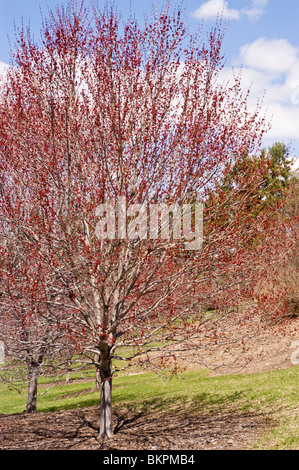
xmin=0 ymin=366 xmax=298 ymax=449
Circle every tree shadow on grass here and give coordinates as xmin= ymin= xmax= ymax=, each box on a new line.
xmin=116 ymin=390 xmax=246 ymax=417
xmin=41 ymin=395 xmax=100 ymax=413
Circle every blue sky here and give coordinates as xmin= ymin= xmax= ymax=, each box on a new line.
xmin=1 ymin=0 xmax=299 ymax=165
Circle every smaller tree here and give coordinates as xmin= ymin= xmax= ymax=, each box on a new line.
xmin=0 ymin=228 xmax=79 ymax=412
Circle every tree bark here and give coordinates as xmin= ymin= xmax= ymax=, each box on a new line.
xmin=65 ymin=360 xmax=71 ymax=383
xmin=94 ymin=353 xmax=101 ymax=390
xmin=26 ymin=360 xmax=40 ymax=413
xmin=98 ymin=342 xmax=113 ymax=438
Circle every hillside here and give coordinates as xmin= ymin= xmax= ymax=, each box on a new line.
xmin=0 ymin=315 xmax=298 ymax=450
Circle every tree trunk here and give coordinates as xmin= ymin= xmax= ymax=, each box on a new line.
xmin=98 ymin=342 xmax=113 ymax=438
xmin=65 ymin=360 xmax=71 ymax=383
xmin=26 ymin=361 xmax=40 ymax=413
xmin=94 ymin=353 xmax=100 ymax=390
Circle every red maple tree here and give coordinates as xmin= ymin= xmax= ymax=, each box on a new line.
xmin=0 ymin=2 xmax=295 ymax=437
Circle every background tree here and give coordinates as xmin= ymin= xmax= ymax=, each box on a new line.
xmin=0 ymin=1 xmax=295 ymax=438
xmin=198 ymin=142 xmax=296 ymax=313
xmin=217 ymin=142 xmax=298 ymax=321
xmin=254 ymin=164 xmax=299 ymax=321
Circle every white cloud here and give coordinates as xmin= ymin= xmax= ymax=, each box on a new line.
xmin=219 ymin=37 xmax=299 ymax=159
xmin=239 ymin=38 xmax=298 ymax=74
xmin=264 ymin=105 xmax=299 ymax=141
xmin=0 ymin=62 xmax=8 ymax=99
xmin=192 ymin=0 xmax=240 ymax=20
xmin=192 ymin=0 xmax=268 ymax=21
xmin=242 ymin=0 xmax=268 ymax=21
xmin=0 ymin=61 xmax=8 ymax=78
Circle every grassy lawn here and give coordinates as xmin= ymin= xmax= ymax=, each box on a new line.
xmin=0 ymin=365 xmax=298 ymax=449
